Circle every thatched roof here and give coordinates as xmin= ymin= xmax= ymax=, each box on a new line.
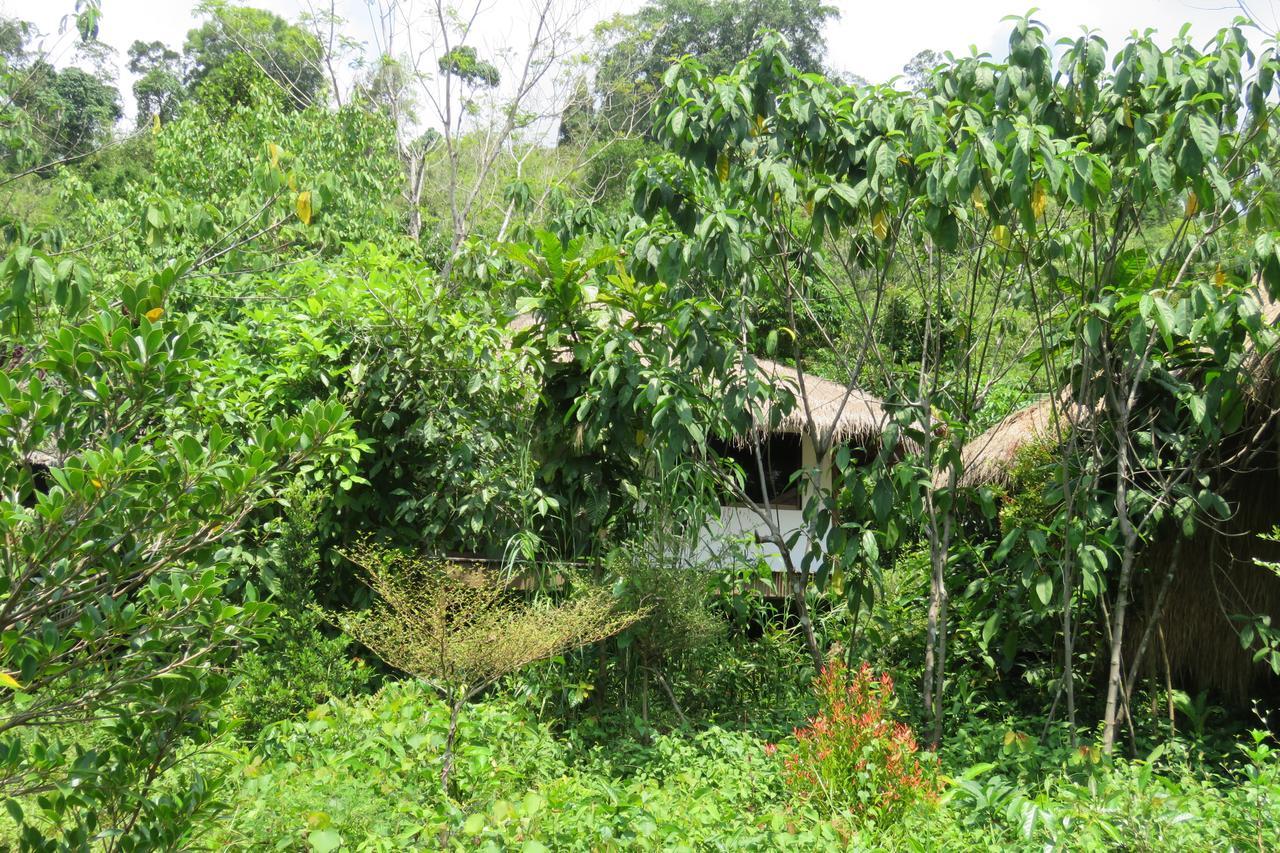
xmin=743 ymin=357 xmax=891 ymax=446
xmin=508 ymin=310 xmax=891 ymax=446
xmin=954 ymin=284 xmax=1280 ymax=490
xmin=949 ymin=397 xmax=1062 ymax=489
xmin=24 ymin=450 xmax=60 ymax=469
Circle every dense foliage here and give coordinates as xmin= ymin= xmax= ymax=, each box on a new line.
xmin=1 ymin=0 xmax=1279 ymax=848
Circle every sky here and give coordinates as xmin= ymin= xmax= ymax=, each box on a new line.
xmin=2 ymin=0 xmax=1273 ymax=123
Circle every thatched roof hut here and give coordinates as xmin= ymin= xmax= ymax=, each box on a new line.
xmin=947 ymin=286 xmax=1280 ymax=702
xmin=951 ymin=396 xmax=1067 ymax=489
xmin=956 ymin=286 xmax=1279 ymax=491
xmin=739 ymin=357 xmax=891 ymax=448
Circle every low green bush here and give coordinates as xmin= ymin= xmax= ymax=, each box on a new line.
xmin=204 ymin=677 xmax=1280 ymax=851
xmin=212 ymin=682 xmax=566 ymax=850
xmin=226 ymin=485 xmax=372 ymax=736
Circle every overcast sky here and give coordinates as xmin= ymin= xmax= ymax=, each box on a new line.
xmin=3 ymin=0 xmax=1272 ymax=122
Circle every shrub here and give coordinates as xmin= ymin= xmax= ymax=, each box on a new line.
xmin=0 ymin=305 xmax=364 ymax=845
xmin=211 ymin=682 xmax=567 ymax=849
xmin=774 ymin=661 xmax=938 ymax=823
xmin=227 ymin=485 xmax=371 ymax=736
xmin=334 ymin=544 xmax=647 ymax=793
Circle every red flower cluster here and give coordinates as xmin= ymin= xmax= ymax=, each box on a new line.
xmin=771 ymin=661 xmax=938 ymax=822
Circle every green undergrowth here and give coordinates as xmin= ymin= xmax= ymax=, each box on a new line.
xmin=203 ymin=680 xmax=1280 ymax=851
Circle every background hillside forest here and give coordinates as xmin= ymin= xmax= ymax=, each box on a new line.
xmin=4 ymin=0 xmax=1280 ymax=848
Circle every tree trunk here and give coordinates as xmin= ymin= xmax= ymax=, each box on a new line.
xmin=922 ymin=546 xmax=948 ymax=747
xmin=441 ymin=693 xmax=463 ymax=795
xmin=922 ymin=472 xmax=953 ymax=748
xmin=790 ymin=566 xmax=824 ymax=672
xmin=1060 ymin=562 xmax=1077 ymax=741
xmin=1102 ymin=519 xmax=1138 ymax=753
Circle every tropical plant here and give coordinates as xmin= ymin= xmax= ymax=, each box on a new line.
xmin=0 ymin=301 xmax=362 ymax=845
xmin=335 ymin=544 xmax=648 ymax=793
xmin=774 ymin=661 xmax=938 ymax=822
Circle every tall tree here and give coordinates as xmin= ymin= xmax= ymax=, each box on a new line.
xmin=128 ymin=39 xmax=186 ymax=125
xmin=184 ymin=2 xmax=326 ymax=110
xmin=366 ymin=0 xmax=589 ymax=265
xmin=583 ymin=0 xmax=839 ymax=141
xmin=25 ymin=64 xmax=121 ymax=161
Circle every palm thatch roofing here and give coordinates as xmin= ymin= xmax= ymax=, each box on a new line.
xmin=955 ymin=286 xmax=1280 ymax=489
xmin=742 ymin=357 xmax=891 ymax=447
xmin=951 ymin=396 xmax=1067 ymax=489
xmin=508 ymin=311 xmax=891 ymax=447
xmin=945 ymin=285 xmax=1280 ymax=701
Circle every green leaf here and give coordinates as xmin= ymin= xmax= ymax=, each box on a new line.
xmin=1187 ymin=394 xmax=1207 ymax=427
xmin=463 ymin=813 xmax=486 ymax=835
xmin=1153 ymin=296 xmax=1177 ymax=346
xmin=992 ymin=528 xmax=1021 ymax=563
xmin=1148 ymin=153 xmax=1173 ymax=193
xmin=1188 ymin=113 xmax=1220 ymax=160
xmin=309 ymin=830 xmax=342 ymax=852
xmin=1034 ymin=574 xmax=1053 ymax=607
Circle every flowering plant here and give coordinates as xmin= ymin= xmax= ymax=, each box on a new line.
xmin=771 ymin=661 xmax=938 ymax=822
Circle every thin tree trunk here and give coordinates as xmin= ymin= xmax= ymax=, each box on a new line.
xmin=1102 ymin=537 xmax=1137 ymax=754
xmin=1102 ymin=415 xmax=1139 ymax=754
xmin=1122 ymin=540 xmax=1183 ymax=709
xmin=789 ymin=565 xmax=824 ymax=672
xmin=652 ymin=668 xmax=689 ymax=727
xmin=640 ymin=668 xmax=649 ymax=735
xmin=1159 ymin=625 xmax=1175 ymax=737
xmin=441 ymin=693 xmax=463 ymax=795
xmin=933 ymin=573 xmax=949 ymax=747
xmin=922 ymin=466 xmax=954 ymax=748
xmin=1061 ymin=559 xmax=1077 ymax=741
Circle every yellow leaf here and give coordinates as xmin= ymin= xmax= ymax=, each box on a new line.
xmin=993 ymin=224 xmax=1011 ymax=249
xmin=972 ymin=186 xmax=986 ymax=214
xmin=1003 ymin=730 xmax=1017 ymax=746
xmin=752 ymin=114 xmax=766 ymax=137
xmin=805 ymin=197 xmax=814 ymax=218
xmin=872 ymin=210 xmax=889 ymax=241
xmin=144 ymin=306 xmax=164 ymax=322
xmin=296 ymin=191 xmax=312 ymax=226
xmin=1031 ymin=183 xmax=1047 ymax=218
xmin=91 ymin=478 xmax=103 ymax=488
xmin=268 ymin=142 xmax=282 ymax=169
xmin=288 ymin=173 xmax=298 ymax=192
xmin=1215 ymin=267 xmax=1226 ymax=286
xmin=716 ymin=152 xmax=730 ymax=182
xmin=1185 ymin=192 xmax=1200 ymax=217
xmin=0 ymin=672 xmax=21 ymax=690
xmin=151 ymin=113 xmax=161 ymax=135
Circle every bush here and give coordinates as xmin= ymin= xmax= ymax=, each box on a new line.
xmin=227 ymin=485 xmax=371 ymax=735
xmin=211 ymin=683 xmax=852 ymax=849
xmin=228 ymin=610 xmax=371 ymax=737
xmin=212 ymin=682 xmax=567 ymax=849
xmin=774 ymin=661 xmax=938 ymax=823
xmin=0 ymin=304 xmax=363 ymax=846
